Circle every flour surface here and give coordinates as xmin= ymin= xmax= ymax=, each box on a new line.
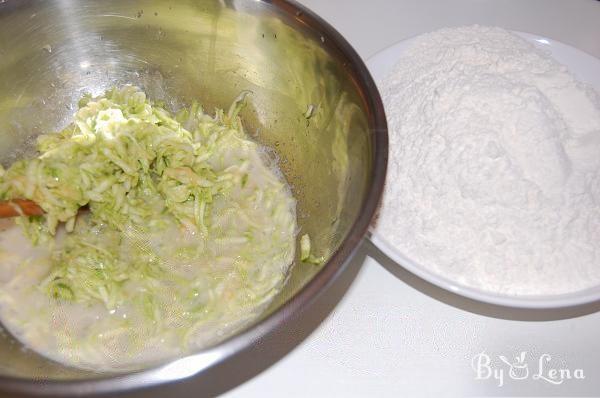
xmin=376 ymin=26 xmax=600 ymax=295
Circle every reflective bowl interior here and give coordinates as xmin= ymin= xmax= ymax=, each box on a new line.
xmin=0 ymin=0 xmax=385 ymax=384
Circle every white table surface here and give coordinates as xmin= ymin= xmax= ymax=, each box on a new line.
xmin=227 ymin=1 xmax=600 ymax=397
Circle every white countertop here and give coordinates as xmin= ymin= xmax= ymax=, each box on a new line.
xmin=227 ymin=1 xmax=600 ymax=396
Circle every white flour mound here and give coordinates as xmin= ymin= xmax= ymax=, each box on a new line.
xmin=376 ymin=26 xmax=600 ymax=296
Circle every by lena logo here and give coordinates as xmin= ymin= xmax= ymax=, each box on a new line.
xmin=471 ymin=351 xmax=585 ymax=387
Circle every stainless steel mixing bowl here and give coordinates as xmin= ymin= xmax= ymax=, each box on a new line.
xmin=0 ymin=0 xmax=387 ymax=396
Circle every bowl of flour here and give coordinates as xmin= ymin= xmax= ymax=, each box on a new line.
xmin=370 ymin=25 xmax=600 ymax=308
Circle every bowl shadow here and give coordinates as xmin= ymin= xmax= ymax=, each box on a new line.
xmin=364 ymin=239 xmax=600 ymax=321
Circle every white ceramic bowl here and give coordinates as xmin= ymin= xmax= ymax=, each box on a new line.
xmin=369 ymin=31 xmax=600 ymax=309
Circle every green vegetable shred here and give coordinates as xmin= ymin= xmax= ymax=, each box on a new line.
xmin=0 ymin=86 xmax=298 ymax=370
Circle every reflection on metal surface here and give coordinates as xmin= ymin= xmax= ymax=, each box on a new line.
xmin=0 ymin=0 xmax=387 ymax=395
xmin=151 ymin=352 xmax=222 ymax=382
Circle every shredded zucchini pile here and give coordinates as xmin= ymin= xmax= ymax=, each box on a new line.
xmin=1 ymin=86 xmax=249 ymax=238
xmin=0 ymin=86 xmax=296 ymax=315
